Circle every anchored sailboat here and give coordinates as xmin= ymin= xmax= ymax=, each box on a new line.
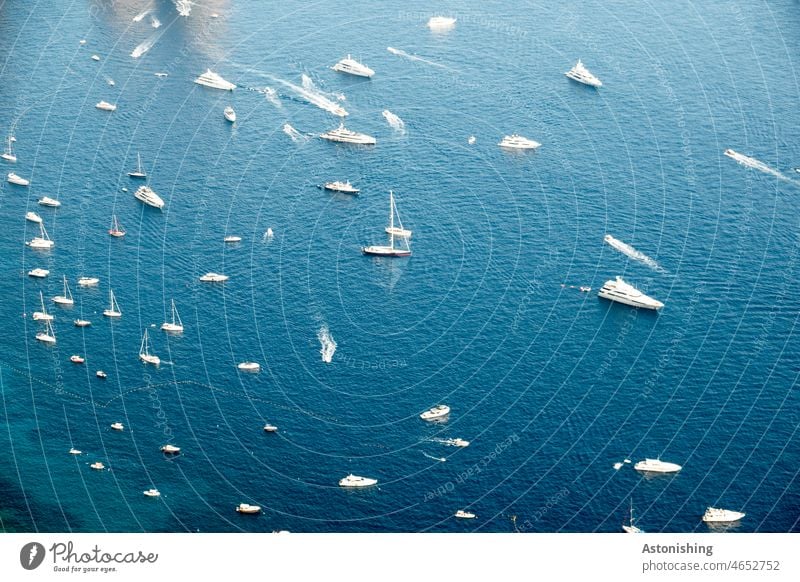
xmin=127 ymin=153 xmax=147 ymax=178
xmin=1 ymin=135 xmax=16 ymax=162
xmin=103 ymin=289 xmax=122 ymax=317
xmin=139 ymin=329 xmax=160 ymax=365
xmin=362 ymin=191 xmax=412 ymax=257
xmin=35 ymin=319 xmax=56 ymax=344
xmin=52 ymin=275 xmax=74 ymax=305
xmin=161 ymin=299 xmax=184 ymax=332
xmin=109 ymin=215 xmax=126 ymax=237
xmin=33 ymin=291 xmax=54 ymax=321
xmin=622 ymin=499 xmax=643 ymax=533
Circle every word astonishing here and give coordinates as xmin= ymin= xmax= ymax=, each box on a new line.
xmin=642 ymin=543 xmax=713 ymax=557
xmin=50 ymin=542 xmax=158 ymax=565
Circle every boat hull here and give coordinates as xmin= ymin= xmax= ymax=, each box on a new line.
xmin=362 ymin=246 xmax=411 ymax=257
xmin=598 ymin=291 xmax=662 ymax=310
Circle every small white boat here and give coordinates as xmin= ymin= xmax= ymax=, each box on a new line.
xmin=338 ymin=474 xmax=378 ymax=488
xmin=38 ymin=196 xmax=61 ymax=207
xmin=236 ymin=503 xmax=261 ymax=514
xmin=25 ymin=211 xmax=42 ymax=223
xmin=263 ymin=424 xmax=278 ymax=433
xmin=498 ymin=134 xmax=541 ymax=150
xmin=199 ymin=272 xmax=229 ymax=282
xmin=622 ymin=499 xmax=644 ymax=533
xmin=35 ymin=320 xmax=56 ymax=344
xmin=467 ymin=136 xmax=476 ymax=145
xmin=78 ymin=276 xmax=100 ymax=287
xmin=133 ymin=185 xmax=165 ymax=209
xmin=70 ymin=355 xmax=85 ymax=364
xmin=420 ymin=404 xmax=450 ymax=421
xmin=139 ymin=329 xmax=160 ymax=365
xmin=160 ymin=299 xmax=184 ymax=333
xmin=238 ymin=362 xmax=260 ymax=372
xmin=108 ymin=215 xmax=125 ymax=237
xmin=332 ymin=55 xmax=375 ymax=78
xmin=565 ymin=59 xmax=602 ymax=88
xmin=73 ymin=319 xmax=91 ymax=327
xmin=33 ymin=291 xmax=53 ymax=322
xmin=28 ymin=268 xmax=49 ymax=278
xmin=90 ymin=462 xmax=105 ymax=470
xmin=79 ymin=39 xmax=86 ymax=45
xmin=194 ymin=69 xmax=236 ymax=91
xmin=224 ymin=106 xmax=236 ymax=122
xmin=455 ymin=510 xmax=476 ymax=519
xmin=154 ymin=72 xmax=168 ymax=78
xmin=127 ymin=153 xmax=147 ymax=178
xmin=633 ymin=458 xmax=682 ymax=473
xmin=8 ymin=172 xmax=30 ymax=186
xmin=91 ymin=54 xmax=100 ymax=61
xmin=143 ymin=488 xmax=161 ymax=497
xmin=160 ymin=444 xmax=180 ymax=454
xmin=53 ymin=275 xmax=74 ymax=305
xmin=2 ymin=135 xmax=17 ymax=162
xmin=103 ymin=289 xmax=122 ymax=317
xmin=110 ymin=422 xmax=124 ymax=431
xmin=702 ymin=507 xmax=745 ymax=523
xmin=96 ymin=370 xmax=107 ymax=379
xmin=69 ymin=448 xmax=82 ymax=454
xmin=223 ymin=235 xmax=242 ymax=243
xmin=428 ymin=16 xmax=456 ymax=30
xmin=324 ymin=181 xmax=359 ymax=194
xmin=95 ymin=100 xmax=117 ymax=111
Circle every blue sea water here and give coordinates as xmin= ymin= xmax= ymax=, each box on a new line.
xmin=0 ymin=0 xmax=799 ymax=533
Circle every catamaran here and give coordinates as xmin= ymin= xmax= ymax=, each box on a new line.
xmin=161 ymin=299 xmax=184 ymax=332
xmin=109 ymin=215 xmax=126 ymax=237
xmin=127 ymin=153 xmax=147 ymax=178
xmin=52 ymin=275 xmax=74 ymax=305
xmin=362 ymin=191 xmax=412 ymax=257
xmin=103 ymin=289 xmax=122 ymax=317
xmin=139 ymin=329 xmax=160 ymax=365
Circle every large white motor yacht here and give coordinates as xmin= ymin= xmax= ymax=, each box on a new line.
xmin=320 ymin=124 xmax=376 ymax=145
xmin=702 ymin=507 xmax=745 ymax=523
xmin=420 ymin=404 xmax=450 ymax=421
xmin=133 ymin=185 xmax=165 ymax=209
xmin=598 ymin=276 xmax=663 ymax=310
xmin=633 ymin=458 xmax=682 ymax=473
xmin=338 ymin=474 xmax=378 ymax=488
xmin=498 ymin=134 xmax=541 ymax=150
xmin=332 ymin=55 xmax=375 ymax=78
xmin=565 ymin=60 xmax=603 ymax=88
xmin=194 ymin=69 xmax=236 ymax=91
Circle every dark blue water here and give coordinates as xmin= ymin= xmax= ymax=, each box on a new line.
xmin=1 ymin=0 xmax=798 ymax=533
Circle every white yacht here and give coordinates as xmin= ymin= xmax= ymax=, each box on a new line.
xmin=455 ymin=510 xmax=476 ymax=519
xmin=28 ymin=268 xmax=49 ymax=278
xmin=134 ymin=185 xmax=165 ymax=209
xmin=143 ymin=488 xmax=161 ymax=497
xmin=110 ymin=422 xmax=124 ymax=431
xmin=25 ymin=211 xmax=42 ymax=223
xmin=236 ymin=503 xmax=262 ymax=514
xmin=161 ymin=299 xmax=184 ymax=333
xmin=2 ymin=135 xmax=16 ymax=162
xmin=103 ymin=289 xmax=122 ymax=317
xmin=324 ymin=180 xmax=360 ymax=194
xmin=52 ymin=275 xmax=74 ymax=305
xmin=38 ymin=196 xmax=61 ymax=207
xmin=90 ymin=462 xmax=105 ymax=470
xmin=363 ymin=191 xmax=412 ymax=257
xmin=95 ymin=101 xmax=117 ymax=111
xmin=565 ymin=60 xmax=602 ymax=88
xmin=160 ymin=444 xmax=181 ymax=454
xmin=194 ymin=69 xmax=235 ymax=91
xmin=8 ymin=172 xmax=30 ymax=186
xmin=96 ymin=370 xmax=107 ymax=379
xmin=199 ymin=272 xmax=229 ymax=282
xmin=427 ymin=16 xmax=456 ymax=30
xmin=69 ymin=448 xmax=82 ymax=454
xmin=633 ymin=458 xmax=682 ymax=473
xmin=498 ymin=134 xmax=541 ymax=150
xmin=78 ymin=276 xmax=99 ymax=287
xmin=91 ymin=55 xmax=100 ymax=62
xmin=223 ymin=235 xmax=242 ymax=243
xmin=238 ymin=362 xmax=260 ymax=372
xmin=223 ymin=106 xmax=236 ymax=122
xmin=35 ymin=320 xmax=56 ymax=344
xmin=332 ymin=55 xmax=375 ymax=78
xmin=263 ymin=424 xmax=278 ymax=433
xmin=320 ymin=124 xmax=376 ymax=145
xmin=622 ymin=499 xmax=643 ymax=533
xmin=450 ymin=438 xmax=470 ymax=447
xmin=26 ymin=222 xmax=54 ymax=249
xmin=702 ymin=507 xmax=745 ymax=523
xmin=33 ymin=291 xmax=54 ymax=321
xmin=69 ymin=354 xmax=85 ymax=364
xmin=598 ymin=276 xmax=663 ymax=310
xmin=127 ymin=153 xmax=147 ymax=178
xmin=139 ymin=329 xmax=160 ymax=365
xmin=74 ymin=319 xmax=91 ymax=327
xmin=338 ymin=474 xmax=378 ymax=488
xmin=420 ymin=404 xmax=450 ymax=421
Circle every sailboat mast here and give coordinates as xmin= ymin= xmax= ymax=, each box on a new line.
xmin=388 ymin=191 xmax=395 ymax=250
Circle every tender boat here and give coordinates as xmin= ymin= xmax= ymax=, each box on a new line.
xmin=139 ymin=329 xmax=160 ymax=365
xmin=108 ymin=215 xmax=126 ymax=237
xmin=78 ymin=276 xmax=100 ymax=287
xmin=498 ymin=134 xmax=541 ymax=150
xmin=332 ymin=55 xmax=375 ymax=78
xmin=238 ymin=362 xmax=260 ymax=372
xmin=103 ymin=289 xmax=122 ymax=317
xmin=338 ymin=474 xmax=378 ymax=488
xmin=236 ymin=503 xmax=262 ymax=514
xmin=420 ymin=404 xmax=450 ymax=421
xmin=455 ymin=510 xmax=476 ymax=519
xmin=70 ymin=355 xmax=85 ymax=364
xmin=69 ymin=448 xmax=82 ymax=454
xmin=33 ymin=291 xmax=54 ymax=321
xmin=96 ymin=370 xmax=107 ymax=379
xmin=133 ymin=185 xmax=165 ymax=209
xmin=428 ymin=16 xmax=456 ymax=30
xmin=194 ymin=69 xmax=236 ymax=91
xmin=28 ymin=268 xmax=50 ymax=278
xmin=95 ymin=100 xmax=117 ymax=111
xmin=223 ymin=235 xmax=242 ymax=243
xmin=320 ymin=124 xmax=376 ymax=145
xmin=91 ymin=54 xmax=100 ymax=61
xmin=8 ymin=172 xmax=30 ymax=186
xmin=74 ymin=319 xmax=91 ymax=327
xmin=90 ymin=462 xmax=105 ymax=470
xmin=324 ymin=180 xmax=360 ymax=194
xmin=127 ymin=153 xmax=147 ymax=178
xmin=110 ymin=422 xmax=124 ymax=431
xmin=38 ymin=196 xmax=61 ymax=207
xmin=35 ymin=320 xmax=56 ymax=344
xmin=565 ymin=60 xmax=603 ymax=88
xmin=598 ymin=276 xmax=663 ymax=310
xmin=362 ymin=191 xmax=412 ymax=257
xmin=468 ymin=136 xmax=476 ymax=145
xmin=263 ymin=424 xmax=278 ymax=433
xmin=53 ymin=275 xmax=74 ymax=305
xmin=633 ymin=458 xmax=682 ymax=473
xmin=199 ymin=272 xmax=229 ymax=282
xmin=451 ymin=438 xmax=470 ymax=447
xmin=702 ymin=507 xmax=745 ymax=523
xmin=160 ymin=444 xmax=180 ymax=454
xmin=25 ymin=211 xmax=42 ymax=223
xmin=622 ymin=499 xmax=643 ymax=533
xmin=143 ymin=489 xmax=161 ymax=497
xmin=155 ymin=72 xmax=168 ymax=78
xmin=26 ymin=222 xmax=54 ymax=249
xmin=223 ymin=106 xmax=236 ymax=122
xmin=2 ymin=135 xmax=16 ymax=162
xmin=160 ymin=299 xmax=184 ymax=333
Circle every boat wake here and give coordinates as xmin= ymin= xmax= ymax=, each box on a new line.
xmin=270 ymin=74 xmax=348 ymax=117
xmin=382 ymin=110 xmax=405 ymax=134
xmin=131 ymin=34 xmax=158 ymax=58
xmin=282 ymin=123 xmax=307 ymax=142
xmin=724 ymin=149 xmax=796 ymax=183
xmin=175 ymin=0 xmax=191 ymax=17
xmin=317 ymin=325 xmax=337 ymax=363
xmin=133 ymin=8 xmax=150 ymax=22
xmin=603 ymin=234 xmax=665 ymax=273
xmin=262 ymin=87 xmax=281 ymax=107
xmin=150 ymin=15 xmax=161 ymax=28
xmin=422 ymin=451 xmax=447 ymax=462
xmin=262 ymin=227 xmax=274 ymax=241
xmin=386 ymin=46 xmax=456 ymax=72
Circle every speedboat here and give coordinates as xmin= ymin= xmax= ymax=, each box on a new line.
xmin=91 ymin=54 xmax=100 ymax=61
xmin=324 ymin=180 xmax=360 ymax=194
xmin=223 ymin=235 xmax=242 ymax=243
xmin=468 ymin=136 xmax=476 ymax=145
xmin=199 ymin=272 xmax=229 ymax=282
xmin=420 ymin=404 xmax=450 ymax=421
xmin=69 ymin=448 xmax=82 ymax=454
xmin=332 ymin=55 xmax=375 ymax=78
xmin=702 ymin=507 xmax=745 ymax=523
xmin=455 ymin=510 xmax=476 ymax=519
xmin=70 ymin=355 xmax=85 ymax=364
xmin=78 ymin=277 xmax=100 ymax=287
xmin=96 ymin=370 xmax=107 ymax=379
xmin=427 ymin=16 xmax=456 ymax=30
xmin=598 ymin=276 xmax=663 ymax=310
xmin=565 ymin=60 xmax=603 ymax=88
xmin=7 ymin=172 xmax=30 ymax=186
xmin=95 ymin=100 xmax=117 ymax=111
xmin=236 ymin=503 xmax=261 ymax=514
xmin=338 ymin=474 xmax=378 ymax=488
xmin=223 ymin=106 xmax=236 ymax=122
xmin=320 ymin=124 xmax=376 ymax=145
xmin=498 ymin=134 xmax=541 ymax=150
xmin=28 ymin=268 xmax=49 ymax=278
xmin=90 ymin=462 xmax=105 ymax=470
xmin=110 ymin=422 xmax=124 ymax=431
xmin=143 ymin=489 xmax=161 ymax=497
xmin=238 ymin=361 xmax=260 ymax=372
xmin=38 ymin=196 xmax=61 ymax=207
xmin=450 ymin=438 xmax=470 ymax=447
xmin=194 ymin=69 xmax=236 ymax=91
xmin=74 ymin=319 xmax=91 ymax=327
xmin=160 ymin=444 xmax=181 ymax=454
xmin=25 ymin=212 xmax=42 ymax=223
xmin=133 ymin=185 xmax=165 ymax=209
xmin=633 ymin=458 xmax=682 ymax=473
xmin=263 ymin=424 xmax=278 ymax=433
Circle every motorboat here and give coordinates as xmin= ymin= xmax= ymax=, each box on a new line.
xmin=199 ymin=272 xmax=229 ymax=282
xmin=263 ymin=424 xmax=278 ymax=433
xmin=110 ymin=422 xmax=124 ymax=431
xmin=238 ymin=362 xmax=260 ymax=372
xmin=139 ymin=329 xmax=160 ymax=365
xmin=455 ymin=510 xmax=476 ymax=519
xmin=1 ymin=135 xmax=16 ymax=162
xmin=70 ymin=355 xmax=85 ymax=364
xmin=160 ymin=299 xmax=184 ymax=333
xmin=91 ymin=55 xmax=100 ymax=61
xmin=127 ymin=153 xmax=147 ymax=178
xmin=338 ymin=474 xmax=378 ymax=488
xmin=236 ymin=503 xmax=261 ymax=514
xmin=35 ymin=320 xmax=56 ymax=343
xmin=25 ymin=211 xmax=42 ymax=223
xmin=324 ymin=180 xmax=360 ymax=194
xmin=38 ymin=196 xmax=61 ymax=207
xmin=90 ymin=462 xmax=105 ymax=470
xmin=498 ymin=134 xmax=541 ymax=150
xmin=109 ymin=215 xmax=126 ymax=237
xmin=28 ymin=268 xmax=50 ymax=278
xmin=362 ymin=191 xmax=412 ymax=257
xmin=8 ymin=172 xmax=30 ymax=186
xmin=420 ymin=404 xmax=450 ymax=421
xmin=451 ymin=438 xmax=470 ymax=447
xmin=155 ymin=72 xmax=168 ymax=78
xmin=33 ymin=292 xmax=54 ymax=321
xmin=320 ymin=124 xmax=376 ymax=145
xmin=332 ymin=55 xmax=375 ymax=78
xmin=133 ymin=185 xmax=165 ymax=209
xmin=565 ymin=60 xmax=603 ymax=88
xmin=96 ymin=370 xmax=107 ymax=379
xmin=95 ymin=100 xmax=117 ymax=111
xmin=468 ymin=136 xmax=476 ymax=145
xmin=194 ymin=69 xmax=236 ymax=91
xmin=702 ymin=507 xmax=745 ymax=523
xmin=223 ymin=235 xmax=242 ymax=243
xmin=622 ymin=499 xmax=643 ymax=533
xmin=26 ymin=222 xmax=54 ymax=249
xmin=103 ymin=289 xmax=122 ymax=317
xmin=633 ymin=458 xmax=682 ymax=473
xmin=78 ymin=277 xmax=99 ymax=287
xmin=74 ymin=319 xmax=91 ymax=327
xmin=52 ymin=275 xmax=74 ymax=305
xmin=224 ymin=106 xmax=236 ymax=122
xmin=160 ymin=444 xmax=181 ymax=454
xmin=143 ymin=489 xmax=161 ymax=497
xmin=69 ymin=448 xmax=81 ymax=454
xmin=598 ymin=276 xmax=663 ymax=310
xmin=427 ymin=16 xmax=456 ymax=30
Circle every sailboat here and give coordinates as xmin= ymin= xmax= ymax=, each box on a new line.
xmin=160 ymin=299 xmax=184 ymax=332
xmin=103 ymin=289 xmax=122 ymax=317
xmin=622 ymin=499 xmax=643 ymax=533
xmin=108 ymin=215 xmax=126 ymax=237
xmin=139 ymin=329 xmax=160 ymax=365
xmin=362 ymin=191 xmax=412 ymax=257
xmin=33 ymin=291 xmax=54 ymax=321
xmin=26 ymin=221 xmax=54 ymax=249
xmin=127 ymin=153 xmax=146 ymax=178
xmin=384 ymin=193 xmax=412 ymax=238
xmin=52 ymin=275 xmax=74 ymax=305
xmin=35 ymin=319 xmax=56 ymax=344
xmin=1 ymin=135 xmax=16 ymax=162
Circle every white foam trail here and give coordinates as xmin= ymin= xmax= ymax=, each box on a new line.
xmin=724 ymin=149 xmax=795 ymax=182
xmin=263 ymin=87 xmax=281 ymax=108
xmin=282 ymin=123 xmax=307 ymax=142
xmin=150 ymin=15 xmax=161 ymax=28
xmin=133 ymin=8 xmax=150 ymax=22
xmin=387 ymin=46 xmax=456 ymax=71
xmin=422 ymin=452 xmax=446 ymax=462
xmin=317 ymin=325 xmax=337 ymax=363
xmin=604 ymin=234 xmax=665 ymax=273
xmin=175 ymin=0 xmax=191 ymax=17
xmin=131 ymin=34 xmax=158 ymax=58
xmin=382 ymin=110 xmax=405 ymax=134
xmin=270 ymin=75 xmax=348 ymax=117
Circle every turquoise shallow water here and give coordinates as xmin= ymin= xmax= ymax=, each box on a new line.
xmin=0 ymin=0 xmax=799 ymax=533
